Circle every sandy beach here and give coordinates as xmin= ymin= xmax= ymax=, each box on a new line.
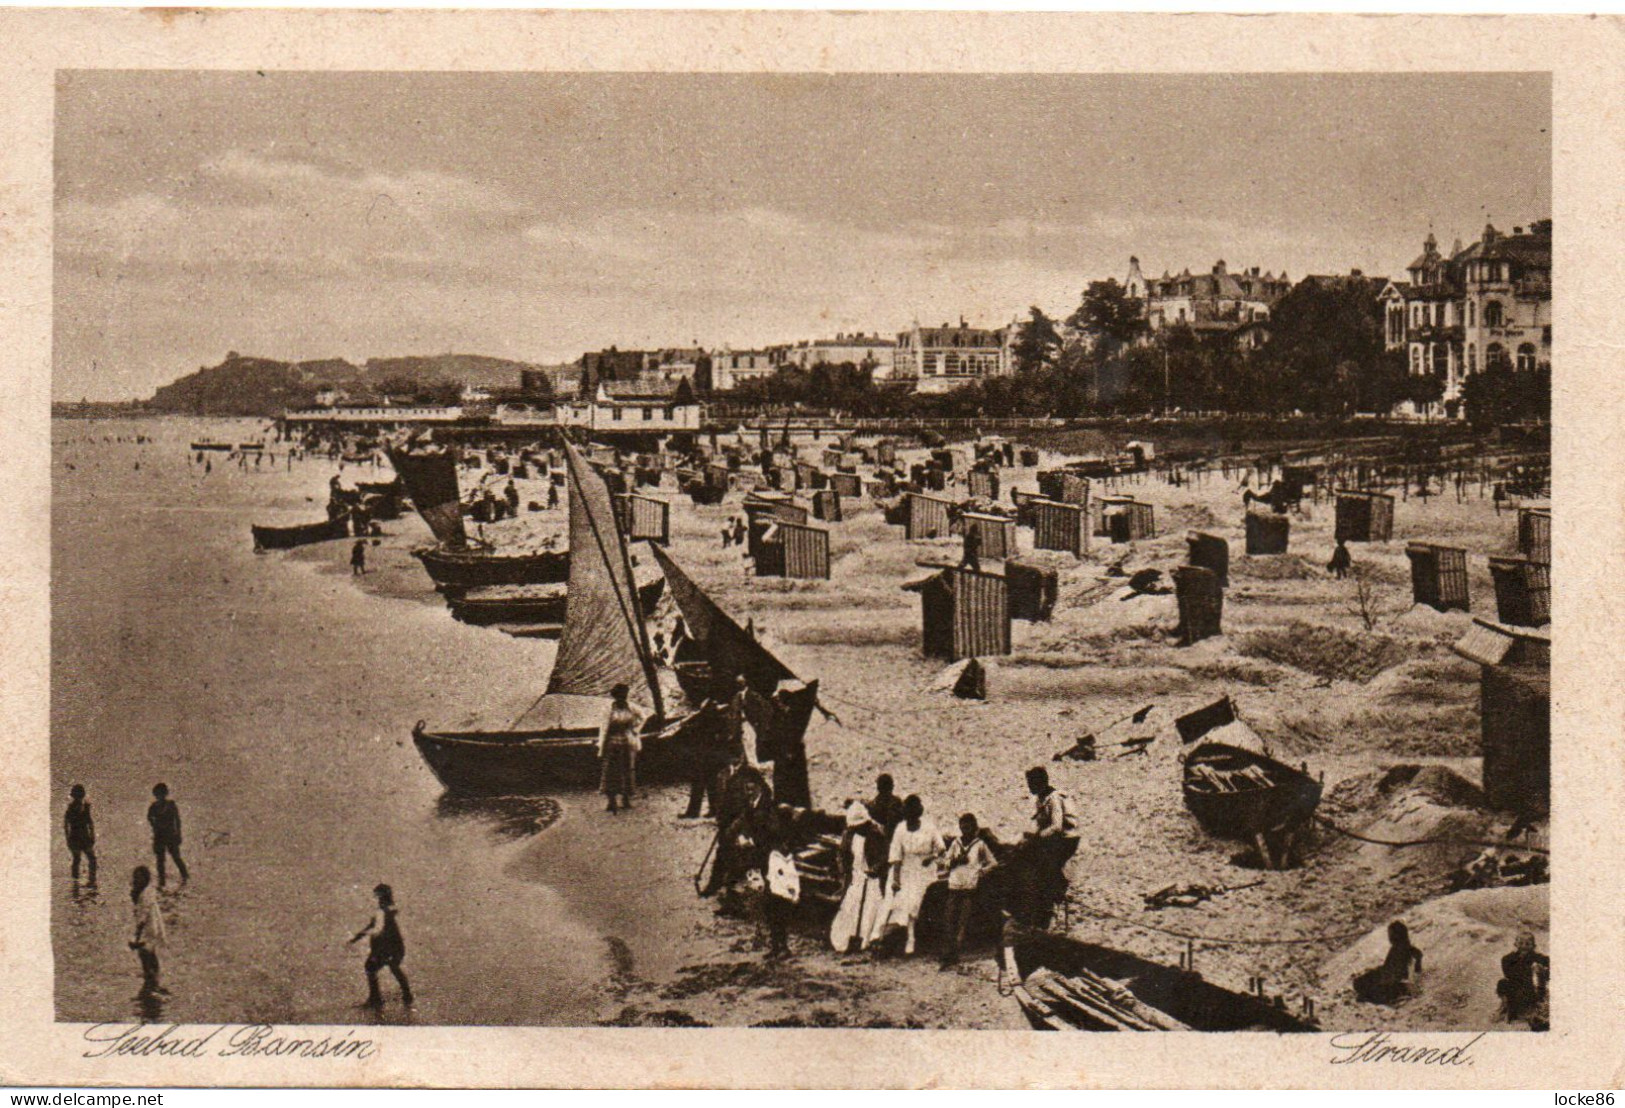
xmin=52 ymin=416 xmax=1547 ymax=1031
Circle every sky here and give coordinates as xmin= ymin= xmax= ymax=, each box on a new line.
xmin=54 ymin=71 xmax=1551 ymax=401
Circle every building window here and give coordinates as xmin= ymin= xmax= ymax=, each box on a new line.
xmin=612 ymin=406 xmax=623 ymax=421
xmin=642 ymin=407 xmax=653 ymax=421
xmin=1516 ymin=343 xmax=1537 ymax=373
xmin=1432 ymin=343 xmax=1450 ymax=379
xmin=1484 ymin=300 xmax=1504 ymax=328
xmin=1486 ymin=343 xmax=1509 ymax=372
xmin=1468 ymin=300 xmax=1475 ymax=327
xmin=1411 ymin=346 xmax=1423 ymax=374
xmin=1468 ymin=345 xmax=1477 ymax=375
xmin=665 ymin=406 xmax=675 ymax=420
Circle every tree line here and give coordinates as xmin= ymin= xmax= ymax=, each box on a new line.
xmin=716 ymin=277 xmax=1549 ymax=428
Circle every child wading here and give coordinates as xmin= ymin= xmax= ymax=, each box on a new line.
xmin=64 ymin=784 xmax=97 ymax=882
xmin=350 ymin=883 xmax=414 ymax=1009
xmin=128 ymin=865 xmax=167 ymax=997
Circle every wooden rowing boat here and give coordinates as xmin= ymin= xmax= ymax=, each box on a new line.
xmin=251 ymin=515 xmax=351 ymax=550
xmin=1177 ymin=698 xmax=1322 ymax=841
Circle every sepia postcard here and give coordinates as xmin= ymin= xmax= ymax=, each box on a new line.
xmin=1 ymin=7 xmax=1621 ymax=1091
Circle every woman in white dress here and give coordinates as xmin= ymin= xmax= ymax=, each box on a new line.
xmin=828 ymin=801 xmax=887 ymax=953
xmin=870 ymin=794 xmax=945 ymax=955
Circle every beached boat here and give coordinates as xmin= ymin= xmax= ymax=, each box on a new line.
xmin=411 ymin=441 xmax=693 ymax=794
xmin=251 ymin=515 xmax=351 ymax=551
xmin=1177 ymin=698 xmax=1322 ymax=841
xmin=444 ymin=576 xmax=665 ymax=631
xmin=412 ymin=544 xmax=569 ymax=590
xmin=190 ymin=441 xmax=234 ymax=452
xmin=238 ymin=441 xmax=266 ymax=451
xmin=389 ymin=447 xmax=570 ymax=589
xmin=1004 ymin=929 xmax=1318 ymax=1032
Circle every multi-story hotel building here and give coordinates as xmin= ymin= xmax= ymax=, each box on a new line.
xmin=892 ymin=318 xmax=1017 ymax=394
xmin=1380 ymin=220 xmax=1551 ymax=417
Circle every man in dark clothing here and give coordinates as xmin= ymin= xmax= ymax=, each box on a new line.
xmin=351 ymin=539 xmax=368 ymax=576
xmin=681 ymin=678 xmax=749 ymax=819
xmin=64 ymin=784 xmax=97 ymax=881
xmin=504 ymin=480 xmax=520 ymax=515
xmin=546 ymin=482 xmax=560 ymax=510
xmin=961 ymin=524 xmax=982 ymax=571
xmin=867 ymin=774 xmax=905 ymax=839
xmin=146 ymin=783 xmax=189 ymax=886
xmin=1329 ymin=540 xmax=1352 ymax=580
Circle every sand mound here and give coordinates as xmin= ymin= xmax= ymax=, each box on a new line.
xmin=1327 ymin=764 xmax=1486 ymax=813
xmin=1233 ymin=554 xmax=1322 ymax=582
xmin=1321 ymin=764 xmax=1496 ymax=880
xmin=1319 ymin=885 xmax=1548 ymax=1030
xmin=1239 ymin=622 xmax=1417 ymax=683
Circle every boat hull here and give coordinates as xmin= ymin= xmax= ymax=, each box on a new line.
xmin=413 ymin=726 xmax=605 ymax=792
xmin=252 ymin=516 xmax=351 ymax=550
xmin=1182 ymin=741 xmax=1323 ymax=840
xmin=412 ymin=701 xmax=691 ymax=795
xmin=446 ymin=578 xmax=664 ymax=630
xmin=413 ymin=545 xmax=570 ymax=589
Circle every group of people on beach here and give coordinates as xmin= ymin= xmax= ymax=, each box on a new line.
xmin=822 ymin=765 xmax=1079 ymax=967
xmin=61 ymin=782 xmax=189 ymax=997
xmin=64 ymin=781 xmax=414 ymax=1010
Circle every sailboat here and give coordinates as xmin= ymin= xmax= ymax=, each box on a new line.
xmin=389 ymin=447 xmax=569 ymax=590
xmin=412 ymin=441 xmax=684 ymax=793
xmin=648 ymin=544 xmax=820 ymax=810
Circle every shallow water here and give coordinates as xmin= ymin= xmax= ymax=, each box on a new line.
xmin=51 ymin=417 xmax=709 ymax=1026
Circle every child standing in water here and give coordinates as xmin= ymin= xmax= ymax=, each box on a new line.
xmin=128 ymin=865 xmax=167 ymax=996
xmin=350 ymin=883 xmax=414 ymax=1009
xmin=64 ymin=784 xmax=97 ymax=882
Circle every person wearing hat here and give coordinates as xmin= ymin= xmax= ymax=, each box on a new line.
xmin=828 ymin=801 xmax=888 ymax=954
xmin=64 ymin=784 xmax=97 ymax=882
xmin=599 ymin=683 xmax=643 ymax=813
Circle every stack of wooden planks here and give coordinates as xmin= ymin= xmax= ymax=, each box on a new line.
xmin=1016 ymin=967 xmax=1189 ymax=1031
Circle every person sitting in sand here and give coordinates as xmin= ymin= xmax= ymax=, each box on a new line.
xmin=1497 ymin=931 xmax=1550 ymax=1029
xmin=1353 ymin=920 xmax=1423 ymax=1005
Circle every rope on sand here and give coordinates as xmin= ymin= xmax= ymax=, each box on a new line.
xmin=1313 ymin=815 xmax=1550 ymax=856
xmin=1067 ymin=900 xmax=1370 ymax=949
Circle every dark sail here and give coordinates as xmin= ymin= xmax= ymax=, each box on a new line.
xmin=649 ymin=544 xmax=813 ymax=807
xmin=388 ymin=448 xmax=468 ymax=549
xmin=546 ymin=441 xmax=662 ymax=714
xmin=650 ymin=543 xmax=797 ymax=693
